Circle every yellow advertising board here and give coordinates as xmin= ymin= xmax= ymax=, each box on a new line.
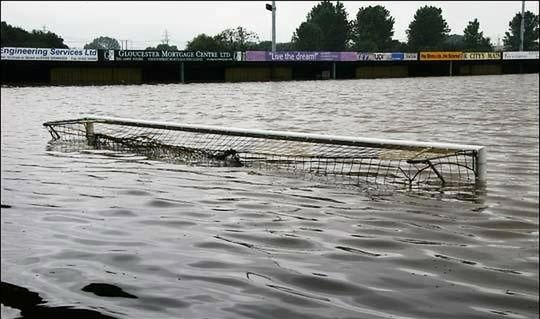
xmin=462 ymin=52 xmax=501 ymax=60
xmin=419 ymin=51 xmax=463 ymax=61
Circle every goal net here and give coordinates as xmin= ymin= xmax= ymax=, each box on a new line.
xmin=43 ymin=116 xmax=486 ymax=188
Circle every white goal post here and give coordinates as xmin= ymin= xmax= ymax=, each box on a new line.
xmin=43 ymin=116 xmax=486 ymax=187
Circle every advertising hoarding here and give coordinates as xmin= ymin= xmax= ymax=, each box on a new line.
xmin=244 ymin=51 xmax=358 ymax=62
xmin=101 ymin=50 xmax=242 ymax=62
xmin=462 ymin=52 xmax=501 ymax=60
xmin=357 ymin=52 xmax=418 ymax=61
xmin=1 ymin=47 xmax=98 ymax=61
xmin=502 ymin=51 xmax=539 ymax=60
xmin=419 ymin=51 xmax=463 ymax=61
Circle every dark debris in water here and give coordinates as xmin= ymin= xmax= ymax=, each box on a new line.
xmin=335 ymin=246 xmax=382 ymax=257
xmin=434 ymin=253 xmax=477 ymax=265
xmin=0 ymin=281 xmax=117 ymax=319
xmin=214 ymin=235 xmax=255 ymax=249
xmin=82 ymin=283 xmax=138 ymax=299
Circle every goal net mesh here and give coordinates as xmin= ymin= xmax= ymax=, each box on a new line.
xmin=43 ymin=117 xmax=484 ymax=188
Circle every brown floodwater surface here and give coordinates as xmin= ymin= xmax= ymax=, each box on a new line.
xmin=1 ymin=74 xmax=538 ymax=318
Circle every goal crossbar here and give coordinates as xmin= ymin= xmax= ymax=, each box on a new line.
xmin=43 ymin=116 xmax=487 ymax=187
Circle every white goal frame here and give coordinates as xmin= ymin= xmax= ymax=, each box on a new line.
xmin=43 ymin=116 xmax=486 ymax=187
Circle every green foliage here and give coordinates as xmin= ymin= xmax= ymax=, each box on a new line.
xmin=406 ymin=6 xmax=450 ymax=51
xmin=146 ymin=43 xmax=179 ymax=51
xmin=214 ymin=26 xmax=260 ymax=51
xmin=276 ymin=42 xmax=295 ymax=51
xmin=442 ymin=34 xmax=465 ymax=51
xmin=352 ymin=5 xmax=395 ymax=51
xmin=185 ymin=26 xmax=259 ymax=51
xmin=292 ymin=22 xmax=324 ymax=50
xmin=292 ymin=0 xmax=351 ymax=51
xmin=252 ymin=41 xmax=294 ymax=51
xmin=462 ymin=19 xmax=493 ymax=51
xmin=186 ymin=34 xmax=222 ymax=51
xmin=353 ymin=38 xmax=377 ymax=52
xmin=183 ymin=27 xmax=259 ymax=51
xmin=388 ymin=40 xmax=408 ymax=52
xmin=503 ymin=11 xmax=539 ymax=50
xmin=84 ymin=36 xmax=121 ymax=50
xmin=252 ymin=41 xmax=272 ymax=50
xmin=1 ymin=21 xmax=68 ymax=48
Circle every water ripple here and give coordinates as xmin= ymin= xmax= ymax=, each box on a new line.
xmin=1 ymin=74 xmax=538 ymax=319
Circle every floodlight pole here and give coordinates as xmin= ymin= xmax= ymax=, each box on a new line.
xmin=272 ymin=1 xmax=276 ymax=52
xmin=519 ymin=0 xmax=525 ymax=51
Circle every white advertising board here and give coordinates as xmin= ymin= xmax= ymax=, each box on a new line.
xmin=403 ymin=53 xmax=418 ymax=61
xmin=502 ymin=51 xmax=539 ymax=60
xmin=1 ymin=47 xmax=98 ymax=61
xmin=359 ymin=53 xmax=393 ymax=61
xmin=357 ymin=52 xmax=417 ymax=61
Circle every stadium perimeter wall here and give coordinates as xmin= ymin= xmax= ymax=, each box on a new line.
xmin=1 ymin=48 xmax=538 ymax=85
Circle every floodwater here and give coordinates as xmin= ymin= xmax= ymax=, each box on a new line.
xmin=1 ymin=74 xmax=538 ymax=319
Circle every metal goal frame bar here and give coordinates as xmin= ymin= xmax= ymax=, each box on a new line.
xmin=43 ymin=116 xmax=487 ymax=185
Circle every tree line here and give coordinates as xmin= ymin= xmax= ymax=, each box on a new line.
xmin=1 ymin=1 xmax=538 ymax=52
xmin=0 ymin=21 xmax=68 ymax=48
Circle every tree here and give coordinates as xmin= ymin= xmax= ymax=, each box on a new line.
xmin=276 ymin=42 xmax=295 ymax=50
xmin=84 ymin=36 xmax=121 ymax=50
xmin=442 ymin=34 xmax=465 ymax=51
xmin=406 ymin=6 xmax=450 ymax=51
xmin=292 ymin=0 xmax=351 ymax=51
xmin=462 ymin=19 xmax=493 ymax=51
xmin=1 ymin=21 xmax=68 ymax=48
xmin=214 ymin=26 xmax=260 ymax=51
xmin=252 ymin=41 xmax=272 ymax=50
xmin=185 ymin=27 xmax=263 ymax=51
xmin=351 ymin=38 xmax=377 ymax=52
xmin=252 ymin=41 xmax=294 ymax=50
xmin=146 ymin=43 xmax=178 ymax=51
xmin=388 ymin=39 xmax=408 ymax=52
xmin=186 ymin=33 xmax=222 ymax=51
xmin=352 ymin=5 xmax=395 ymax=51
xmin=503 ymin=11 xmax=539 ymax=51
xmin=292 ymin=22 xmax=324 ymax=50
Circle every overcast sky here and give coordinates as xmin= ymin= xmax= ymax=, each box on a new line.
xmin=2 ymin=1 xmax=539 ymax=50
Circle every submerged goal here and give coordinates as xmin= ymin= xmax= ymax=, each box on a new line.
xmin=43 ymin=116 xmax=486 ymax=187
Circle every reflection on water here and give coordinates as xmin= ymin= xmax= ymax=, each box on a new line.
xmin=1 ymin=74 xmax=539 ymax=319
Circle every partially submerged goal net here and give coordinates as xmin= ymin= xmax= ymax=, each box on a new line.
xmin=43 ymin=116 xmax=486 ymax=188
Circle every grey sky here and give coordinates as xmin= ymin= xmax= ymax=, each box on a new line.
xmin=2 ymin=1 xmax=539 ymax=50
